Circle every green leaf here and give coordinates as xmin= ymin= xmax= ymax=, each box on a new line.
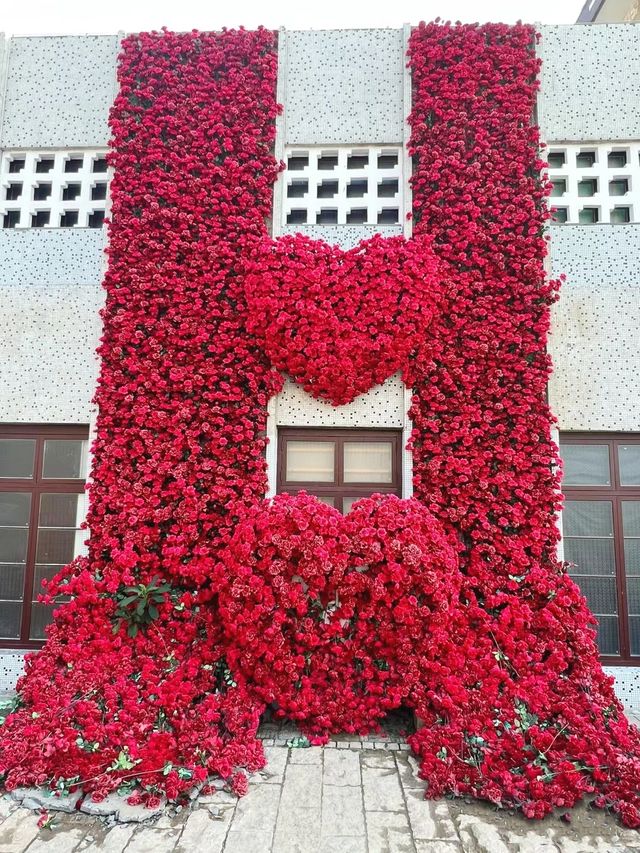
xmin=286 ymin=736 xmax=311 ymax=749
xmin=148 ymin=605 xmax=159 ymax=620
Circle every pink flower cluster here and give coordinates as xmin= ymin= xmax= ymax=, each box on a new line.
xmin=0 ymin=22 xmax=639 ymax=829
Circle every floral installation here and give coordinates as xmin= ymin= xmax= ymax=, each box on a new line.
xmin=243 ymin=233 xmax=441 ymax=405
xmin=0 ymin=21 xmax=639 ymax=829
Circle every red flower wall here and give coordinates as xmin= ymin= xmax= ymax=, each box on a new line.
xmin=1 ymin=22 xmax=640 ymax=828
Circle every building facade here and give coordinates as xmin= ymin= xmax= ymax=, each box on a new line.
xmin=0 ymin=24 xmax=639 ymax=708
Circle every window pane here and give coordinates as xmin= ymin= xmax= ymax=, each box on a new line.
xmin=0 ymin=439 xmax=35 ymax=478
xmin=595 ymin=615 xmax=620 ymax=656
xmin=343 ymin=442 xmax=393 ymax=483
xmin=39 ymin=492 xmax=86 ymax=528
xmin=624 ymin=538 xmax=640 ymax=576
xmin=0 ymin=602 xmax=22 ymax=639
xmin=343 ymin=497 xmax=363 ymax=515
xmin=569 ymin=575 xmax=618 ymax=614
xmin=622 ymin=501 xmax=640 ymax=537
xmin=0 ymin=528 xmax=29 ymax=562
xmin=560 ymin=444 xmax=610 ymax=485
xmin=618 ymin=445 xmax=640 ymax=486
xmin=316 ymin=496 xmax=335 ymax=508
xmin=35 ymin=528 xmax=77 ymax=564
xmin=622 ymin=503 xmax=640 ymax=594
xmin=630 ymin=617 xmax=640 ymax=656
xmin=0 ymin=492 xmax=31 ymax=526
xmin=564 ymin=537 xmax=615 ymax=575
xmin=627 ymin=579 xmax=640 ymax=613
xmin=286 ymin=441 xmax=335 ymax=482
xmin=563 ymin=501 xmax=613 ymax=537
xmin=34 ymin=563 xmax=66 ymax=592
xmin=0 ymin=563 xmax=26 ymax=600
xmin=29 ymin=603 xmax=56 ymax=641
xmin=42 ymin=439 xmax=88 ymax=479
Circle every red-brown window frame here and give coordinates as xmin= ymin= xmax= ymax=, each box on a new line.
xmin=560 ymin=432 xmax=640 ymax=666
xmin=277 ymin=427 xmax=403 ymax=513
xmin=0 ymin=423 xmax=89 ymax=649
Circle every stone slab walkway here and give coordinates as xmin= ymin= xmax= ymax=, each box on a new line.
xmin=2 ymin=745 xmax=640 ymax=853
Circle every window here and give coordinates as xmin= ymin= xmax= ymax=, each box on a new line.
xmin=546 ymin=142 xmax=639 ymax=224
xmin=283 ymin=146 xmax=402 ymax=227
xmin=0 ymin=150 xmax=109 ymax=229
xmin=277 ymin=428 xmax=402 ymax=514
xmin=0 ymin=425 xmax=89 ymax=647
xmin=559 ymin=434 xmax=640 ymax=663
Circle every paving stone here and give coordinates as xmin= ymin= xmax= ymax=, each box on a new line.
xmin=229 ymin=782 xmax=281 ymax=834
xmin=361 ymin=751 xmax=397 ymax=770
xmin=366 ymin=810 xmax=416 ymax=853
xmin=321 ymin=785 xmax=365 ymax=837
xmin=84 ymin=825 xmax=136 ymax=852
xmin=456 ymin=815 xmax=510 ymax=853
xmin=0 ymin=809 xmax=40 ymax=852
xmin=20 ymin=827 xmax=85 ymax=852
xmin=0 ymin=798 xmax=16 ymax=821
xmin=323 ymin=750 xmax=361 ymax=786
xmin=395 ymin=754 xmax=424 ymax=791
xmin=320 ymin=837 xmax=367 ymax=853
xmin=123 ymin=828 xmax=180 ymax=852
xmin=362 ymin=761 xmax=405 ymax=813
xmin=223 ymin=829 xmax=275 ymax=852
xmin=262 ymin=746 xmax=289 ymax=782
xmin=79 ymin=792 xmax=165 ymax=822
xmin=172 ymin=807 xmax=234 ymax=852
xmin=280 ymin=763 xmax=322 ymax=811
xmin=288 ymin=746 xmax=323 ymax=765
xmin=273 ymin=806 xmax=320 ymax=853
xmin=415 ymin=843 xmax=463 ymax=853
xmin=9 ymin=788 xmax=82 ymax=814
xmin=404 ymin=788 xmax=457 ymax=841
xmin=505 ymin=830 xmax=560 ymax=852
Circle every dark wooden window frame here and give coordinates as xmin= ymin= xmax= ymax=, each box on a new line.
xmin=277 ymin=427 xmax=403 ymax=514
xmin=0 ymin=423 xmax=89 ymax=649
xmin=560 ymin=432 xmax=640 ymax=666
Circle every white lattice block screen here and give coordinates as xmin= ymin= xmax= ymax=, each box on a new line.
xmin=0 ymin=150 xmax=109 ymax=229
xmin=547 ymin=142 xmax=640 ymax=224
xmin=283 ymin=146 xmax=402 ymax=227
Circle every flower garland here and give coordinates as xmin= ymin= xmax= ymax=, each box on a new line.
xmin=0 ymin=21 xmax=639 ymax=829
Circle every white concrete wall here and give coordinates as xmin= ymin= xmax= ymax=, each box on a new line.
xmin=0 ymin=229 xmax=105 ymax=287
xmin=0 ymin=35 xmax=119 ymax=148
xmin=283 ymin=29 xmax=405 ymax=146
xmin=0 ymin=284 xmax=103 ymax=423
xmin=537 ymin=24 xmax=640 ymax=142
xmin=547 ymin=224 xmax=640 ymax=431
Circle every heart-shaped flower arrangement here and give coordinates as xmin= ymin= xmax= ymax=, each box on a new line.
xmin=216 ymin=492 xmax=460 ymax=735
xmin=244 ymin=234 xmax=442 ymax=405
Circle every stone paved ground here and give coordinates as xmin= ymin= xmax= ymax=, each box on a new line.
xmin=2 ymin=745 xmax=640 ymax=853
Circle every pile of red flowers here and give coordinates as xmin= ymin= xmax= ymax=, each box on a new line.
xmin=217 ymin=493 xmax=459 ymax=733
xmin=1 ymin=21 xmax=639 ymax=828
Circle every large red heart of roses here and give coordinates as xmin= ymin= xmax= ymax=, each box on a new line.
xmin=216 ymin=492 xmax=460 ymax=735
xmin=244 ymin=234 xmax=442 ymax=405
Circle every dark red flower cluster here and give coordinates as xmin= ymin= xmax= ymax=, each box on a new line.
xmin=406 ymin=21 xmax=640 ymax=826
xmin=1 ymin=21 xmax=639 ymax=829
xmin=216 ymin=492 xmax=459 ymax=734
xmin=0 ymin=27 xmax=282 ymax=801
xmin=244 ymin=233 xmax=441 ymax=405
